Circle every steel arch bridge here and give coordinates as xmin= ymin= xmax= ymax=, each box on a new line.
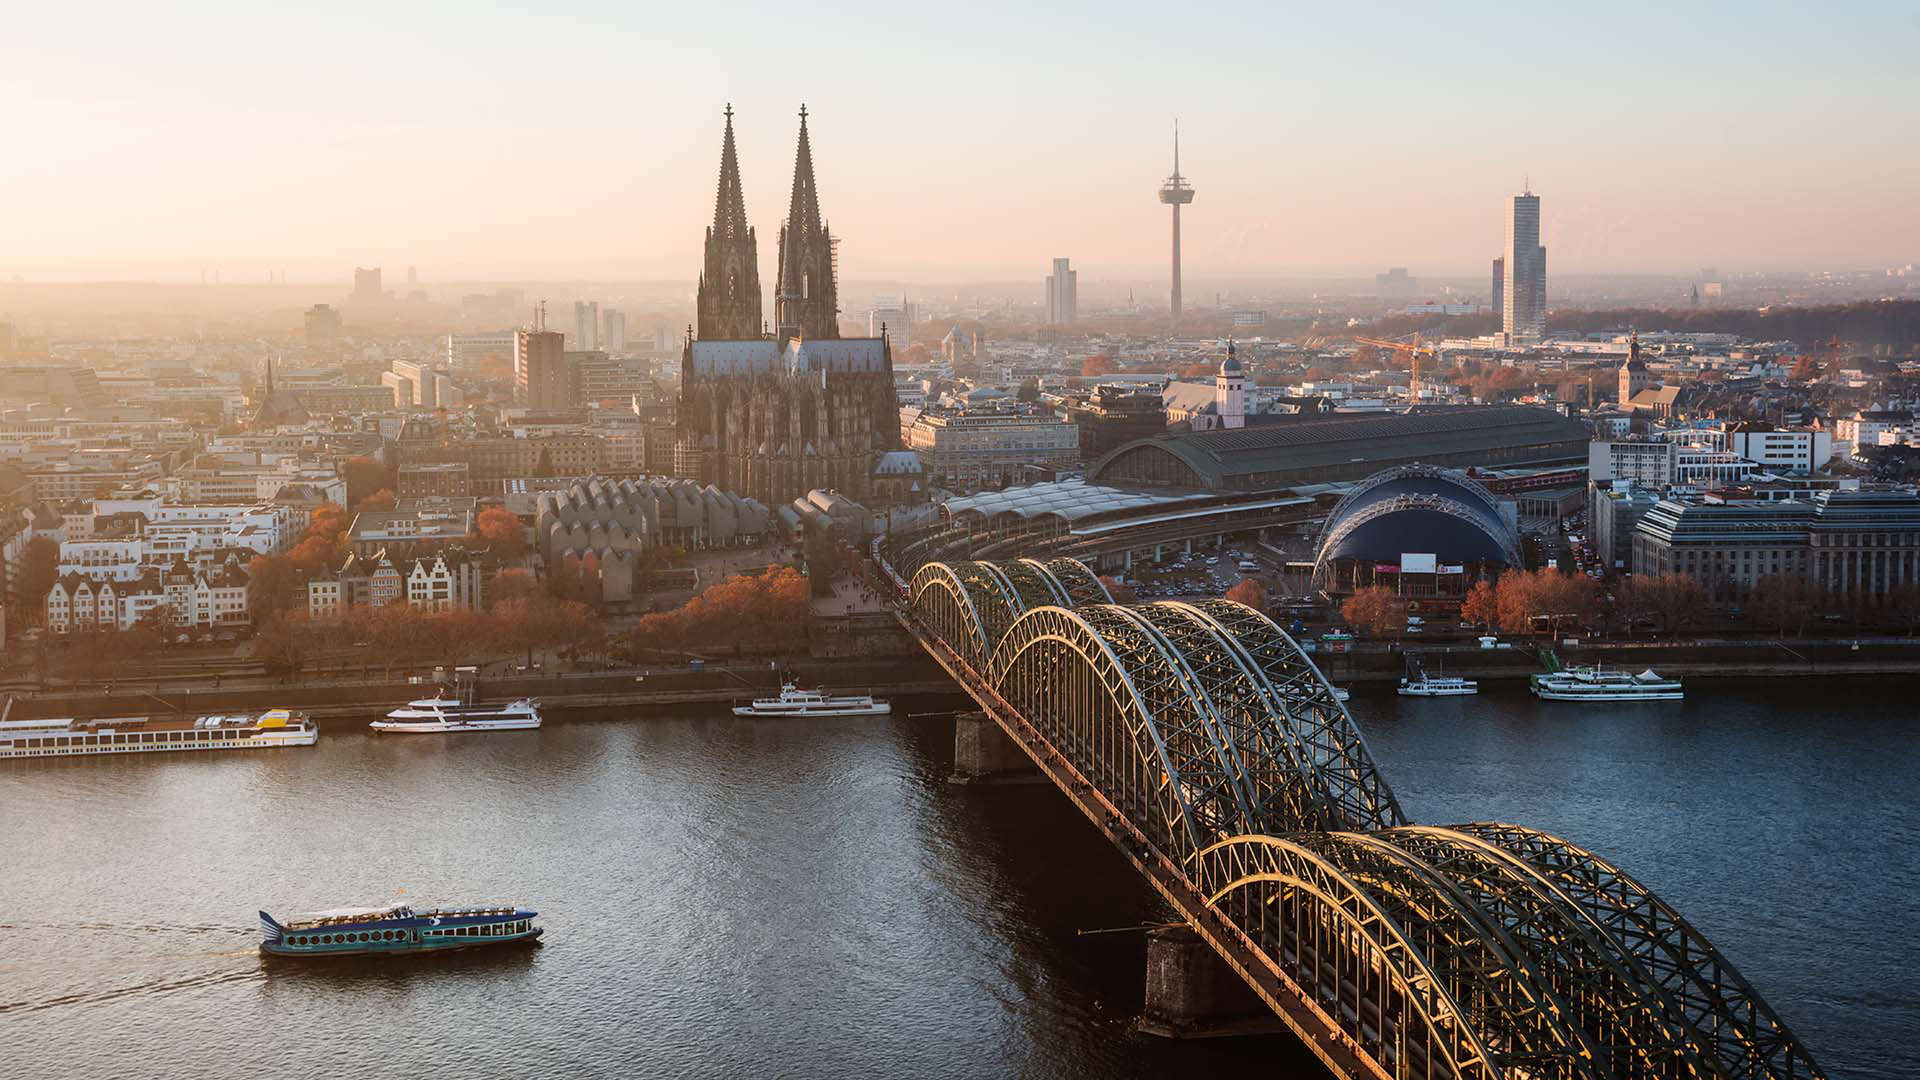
xmin=902 ymin=557 xmax=1826 ymax=1080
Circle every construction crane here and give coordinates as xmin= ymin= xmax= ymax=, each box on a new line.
xmin=1351 ymin=334 xmax=1442 ymax=403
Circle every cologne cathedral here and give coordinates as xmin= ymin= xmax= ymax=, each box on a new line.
xmin=673 ymin=106 xmax=900 ymax=508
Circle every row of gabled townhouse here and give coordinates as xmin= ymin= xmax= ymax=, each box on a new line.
xmin=305 ymin=545 xmax=496 ymax=620
xmin=45 ymin=556 xmax=253 ymax=634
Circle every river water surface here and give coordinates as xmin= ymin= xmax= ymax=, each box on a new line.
xmin=2 ymin=680 xmax=1914 ymax=1079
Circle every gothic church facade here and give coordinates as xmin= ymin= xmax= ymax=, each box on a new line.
xmin=674 ymin=106 xmax=899 ymax=508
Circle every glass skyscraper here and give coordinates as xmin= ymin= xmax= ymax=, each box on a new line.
xmin=1503 ymin=190 xmax=1546 ymax=345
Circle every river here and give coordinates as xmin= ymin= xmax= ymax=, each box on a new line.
xmin=1 ymin=680 xmax=1913 ymax=1079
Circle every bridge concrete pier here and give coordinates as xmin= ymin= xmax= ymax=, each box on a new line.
xmin=949 ymin=711 xmax=1039 ymax=784
xmin=1138 ymin=925 xmax=1287 ymax=1039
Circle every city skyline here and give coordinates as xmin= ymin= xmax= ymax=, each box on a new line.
xmin=1 ymin=3 xmax=1915 ymax=283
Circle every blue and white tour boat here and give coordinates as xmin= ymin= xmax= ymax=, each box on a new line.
xmin=258 ymin=903 xmax=542 ymax=957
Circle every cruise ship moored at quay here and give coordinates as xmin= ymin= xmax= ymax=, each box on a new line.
xmin=732 ymin=683 xmax=891 ymax=718
xmin=1530 ymin=665 xmax=1685 ymax=702
xmin=371 ymin=696 xmax=542 ymax=733
xmin=0 ymin=708 xmax=318 ymax=759
xmin=371 ymin=666 xmax=542 ymax=733
xmin=259 ymin=904 xmax=542 ymax=957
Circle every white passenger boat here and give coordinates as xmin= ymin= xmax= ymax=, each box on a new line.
xmin=732 ymin=683 xmax=891 ymax=718
xmin=1530 ymin=665 xmax=1683 ymax=702
xmin=1331 ymin=687 xmax=1352 ymax=703
xmin=0 ymin=708 xmax=317 ymax=759
xmin=372 ymin=665 xmax=541 ymax=733
xmin=371 ymin=696 xmax=541 ymax=733
xmin=1398 ymin=674 xmax=1479 ymax=697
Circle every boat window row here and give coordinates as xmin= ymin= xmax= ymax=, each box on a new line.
xmin=424 ymin=920 xmax=530 ymax=938
xmin=289 ymin=929 xmax=411 ymax=946
xmin=3 ymin=729 xmax=248 ymax=751
xmin=11 ymin=729 xmax=227 ymax=745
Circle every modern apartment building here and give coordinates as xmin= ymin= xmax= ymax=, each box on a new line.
xmin=573 ymin=301 xmax=600 ymax=351
xmin=603 ymin=308 xmax=627 ymax=353
xmin=515 ymin=328 xmax=570 ymax=411
xmin=446 ymin=331 xmax=517 ymax=372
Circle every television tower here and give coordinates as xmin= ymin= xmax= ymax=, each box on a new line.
xmin=1157 ymin=121 xmax=1195 ymax=328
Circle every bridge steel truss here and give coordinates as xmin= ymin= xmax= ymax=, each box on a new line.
xmin=904 ymin=556 xmax=1828 ymax=1080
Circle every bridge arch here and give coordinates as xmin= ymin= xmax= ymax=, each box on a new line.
xmin=1128 ymin=601 xmax=1342 ymax=833
xmin=1451 ymin=823 xmax=1827 ymax=1080
xmin=985 ymin=604 xmax=1216 ymax=860
xmin=908 ymin=562 xmax=998 ymax=669
xmin=910 ymin=557 xmax=1113 ymax=668
xmin=1183 ymin=599 xmax=1405 ymax=831
xmin=1374 ymin=826 xmax=1724 ymax=1078
xmin=1195 ymin=834 xmax=1501 ymax=1080
xmin=1034 ymin=556 xmax=1113 ymax=605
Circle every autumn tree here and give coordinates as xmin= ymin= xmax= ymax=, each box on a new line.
xmin=1081 ymin=354 xmax=1118 ymax=377
xmin=247 ymin=554 xmax=305 ymax=623
xmin=554 ymin=600 xmax=604 ymax=661
xmin=1225 ymin=579 xmax=1267 ymax=610
xmin=492 ymin=568 xmax=538 ymax=606
xmin=579 ymin=551 xmax=605 ymax=608
xmin=1494 ymin=568 xmax=1594 ymax=637
xmin=283 ymin=500 xmax=351 ymax=572
xmin=1099 ymin=575 xmax=1138 ymax=604
xmin=1493 ymin=570 xmax=1541 ymax=634
xmin=547 ymin=554 xmax=586 ymax=602
xmin=1179 ymin=361 xmax=1215 ymax=378
xmin=1614 ymin=575 xmax=1651 ymax=636
xmin=657 ymin=567 xmax=813 ymax=651
xmin=632 ymin=610 xmax=686 ymax=652
xmin=473 ymin=506 xmax=529 ymax=562
xmin=357 ymin=489 xmax=397 ymax=513
xmin=1341 ymin=585 xmax=1404 ymax=637
xmin=11 ymin=537 xmax=59 ymax=625
xmin=1459 ymin=579 xmax=1499 ymax=628
xmin=1638 ymin=573 xmax=1706 ymax=637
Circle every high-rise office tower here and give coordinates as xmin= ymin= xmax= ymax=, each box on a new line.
xmin=603 ymin=309 xmax=627 ymax=352
xmin=1490 ymin=257 xmax=1504 ymax=321
xmin=1157 ymin=123 xmax=1194 ymax=327
xmin=573 ymin=301 xmax=600 ymax=351
xmin=868 ymin=295 xmax=913 ymax=349
xmin=517 ymin=306 xmax=571 ymax=410
xmin=1045 ymin=258 xmax=1077 ymax=325
xmin=353 ymin=267 xmax=382 ymax=302
xmin=1502 ymin=188 xmax=1546 ymax=345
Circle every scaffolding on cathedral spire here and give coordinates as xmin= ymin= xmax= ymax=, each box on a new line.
xmin=775 ymin=103 xmax=839 ymax=344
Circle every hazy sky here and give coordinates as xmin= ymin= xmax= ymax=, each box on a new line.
xmin=4 ymin=1 xmax=1916 ymax=285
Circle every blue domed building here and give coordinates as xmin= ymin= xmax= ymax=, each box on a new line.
xmin=1312 ymin=465 xmax=1521 ymax=596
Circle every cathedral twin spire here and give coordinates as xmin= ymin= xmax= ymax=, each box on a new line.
xmin=695 ymin=104 xmax=838 ymax=343
xmin=696 ymin=104 xmax=762 ymax=340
